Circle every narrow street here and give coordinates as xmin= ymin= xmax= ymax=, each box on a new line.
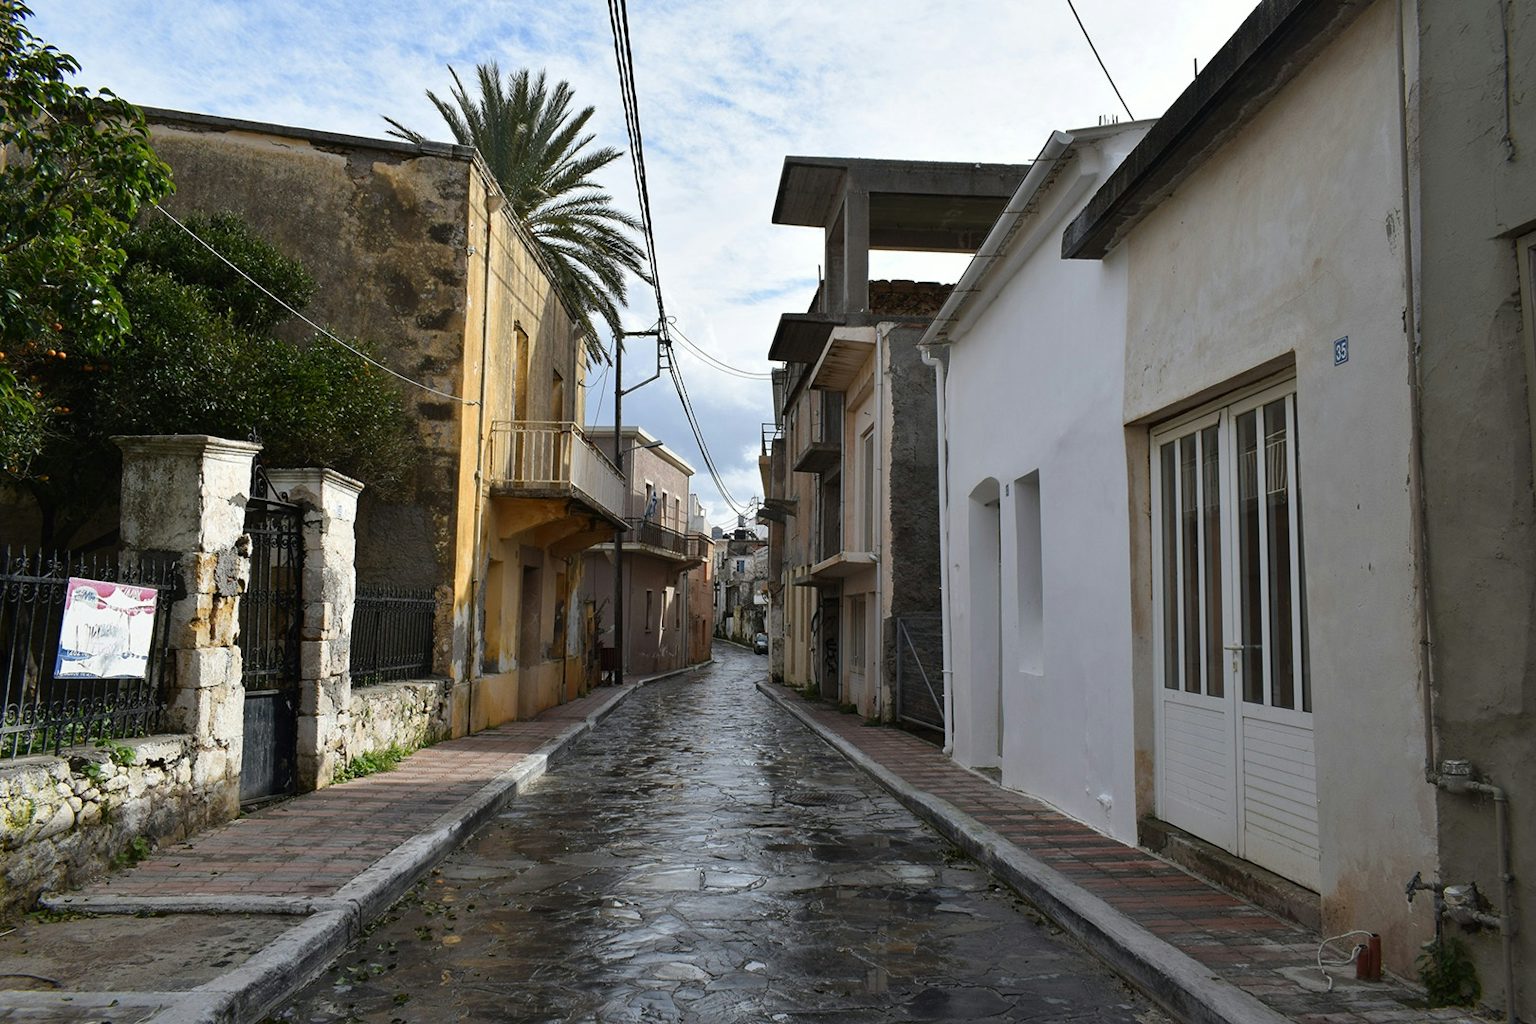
xmin=271 ymin=646 xmax=1165 ymax=1024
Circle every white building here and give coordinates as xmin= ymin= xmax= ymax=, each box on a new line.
xmin=919 ymin=121 xmax=1151 ymax=842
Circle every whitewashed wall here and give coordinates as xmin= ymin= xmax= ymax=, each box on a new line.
xmin=944 ymin=127 xmax=1146 ymax=843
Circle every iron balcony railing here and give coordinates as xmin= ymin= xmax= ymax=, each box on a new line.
xmin=488 ymin=420 xmax=625 ymax=522
xmin=621 ymin=518 xmax=709 ymax=563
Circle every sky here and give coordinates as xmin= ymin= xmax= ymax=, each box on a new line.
xmin=34 ymin=0 xmax=1253 ymax=530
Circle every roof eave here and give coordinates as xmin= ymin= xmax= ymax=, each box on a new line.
xmin=1061 ymin=0 xmax=1373 ymax=261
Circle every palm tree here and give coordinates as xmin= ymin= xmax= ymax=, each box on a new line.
xmin=385 ymin=63 xmax=649 ymax=356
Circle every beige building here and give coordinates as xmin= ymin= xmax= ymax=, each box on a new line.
xmin=578 ymin=427 xmax=710 ymax=679
xmin=761 ymin=157 xmax=1022 ymax=721
xmin=147 ymin=109 xmax=625 ymax=734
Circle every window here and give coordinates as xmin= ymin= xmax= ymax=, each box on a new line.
xmin=861 ymin=430 xmax=875 ymax=550
xmin=512 ymin=326 xmax=530 ymax=421
xmin=848 ymin=594 xmax=867 ymax=673
xmin=644 ymin=589 xmax=654 ymax=632
xmin=660 ymin=491 xmax=669 ymax=526
xmin=737 ymin=559 xmax=746 ymax=574
xmin=1015 ymin=471 xmax=1043 ymax=674
xmin=1153 ymin=389 xmax=1307 ymax=710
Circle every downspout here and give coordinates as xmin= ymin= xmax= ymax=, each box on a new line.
xmin=1395 ymin=7 xmax=1517 ymax=1016
xmin=1396 ymin=0 xmax=1437 ymax=787
xmin=874 ymin=323 xmax=890 ymax=721
xmin=467 ymin=190 xmax=502 ymax=735
xmin=919 ymin=340 xmax=954 ymax=754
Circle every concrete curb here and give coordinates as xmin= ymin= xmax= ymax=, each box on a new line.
xmin=756 ymin=679 xmax=1291 ymax=1024
xmin=106 ymin=682 xmax=644 ymax=1024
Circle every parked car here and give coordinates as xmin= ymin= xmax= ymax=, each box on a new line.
xmin=753 ymin=632 xmax=768 ymax=655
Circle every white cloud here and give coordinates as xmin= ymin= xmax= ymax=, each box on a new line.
xmin=33 ymin=0 xmax=1251 ymax=520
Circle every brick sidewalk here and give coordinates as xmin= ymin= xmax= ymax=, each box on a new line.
xmin=70 ymin=686 xmax=626 ymax=901
xmin=766 ymin=683 xmax=1472 ymax=1024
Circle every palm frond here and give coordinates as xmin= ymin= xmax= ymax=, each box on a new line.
xmin=386 ymin=63 xmax=646 ymax=360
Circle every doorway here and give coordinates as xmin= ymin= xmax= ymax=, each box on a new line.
xmin=1151 ymin=383 xmax=1317 ymax=888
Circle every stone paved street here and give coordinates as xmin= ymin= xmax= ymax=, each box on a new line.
xmin=269 ymin=647 xmax=1166 ymax=1024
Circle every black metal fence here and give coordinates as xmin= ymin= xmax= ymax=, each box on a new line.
xmin=1 ymin=546 xmax=180 ymax=759
xmin=350 ymin=584 xmax=436 ymax=685
xmin=894 ymin=614 xmax=945 ymax=732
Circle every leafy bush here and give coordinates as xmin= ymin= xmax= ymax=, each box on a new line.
xmin=8 ymin=213 xmax=417 ymax=544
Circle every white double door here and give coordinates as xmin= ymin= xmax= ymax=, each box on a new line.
xmin=1151 ymin=383 xmax=1319 ymax=890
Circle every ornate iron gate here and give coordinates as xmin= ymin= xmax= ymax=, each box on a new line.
xmin=237 ymin=462 xmax=303 ymax=804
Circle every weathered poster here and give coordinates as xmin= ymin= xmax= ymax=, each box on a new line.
xmin=53 ymin=577 xmax=159 ymax=679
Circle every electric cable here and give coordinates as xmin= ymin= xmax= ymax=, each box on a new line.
xmin=1065 ymin=0 xmax=1135 ymax=121
xmin=35 ymin=103 xmax=476 ymax=405
xmin=150 ymin=204 xmax=477 ymax=405
xmin=667 ymin=318 xmax=772 ymax=380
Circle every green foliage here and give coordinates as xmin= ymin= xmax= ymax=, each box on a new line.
xmin=332 ymin=744 xmax=412 ymax=784
xmin=0 ymin=0 xmax=172 ymax=474
xmin=125 ymin=213 xmax=314 ymax=332
xmin=110 ymin=835 xmax=151 ymax=869
xmin=7 ymin=213 xmax=416 ymax=545
xmin=385 ymin=63 xmax=649 ymax=354
xmin=1416 ymin=935 xmax=1481 ymax=1007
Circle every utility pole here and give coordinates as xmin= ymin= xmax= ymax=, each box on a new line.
xmin=612 ymin=328 xmax=661 ymax=685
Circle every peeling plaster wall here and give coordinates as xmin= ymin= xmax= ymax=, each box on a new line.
xmin=1121 ymin=2 xmax=1435 ymax=973
xmin=1415 ymin=0 xmax=1536 ymax=1013
xmin=146 ymin=117 xmax=475 ymax=688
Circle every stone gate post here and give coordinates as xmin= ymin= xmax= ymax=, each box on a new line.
xmin=115 ymin=434 xmax=260 ymax=823
xmin=266 ymin=468 xmax=363 ymax=791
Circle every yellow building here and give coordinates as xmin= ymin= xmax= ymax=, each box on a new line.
xmin=147 ymin=108 xmax=625 ymax=733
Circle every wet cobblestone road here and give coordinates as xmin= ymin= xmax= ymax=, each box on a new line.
xmin=272 ymin=647 xmax=1167 ymax=1023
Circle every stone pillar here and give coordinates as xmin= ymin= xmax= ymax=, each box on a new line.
xmin=115 ymin=435 xmax=260 ymax=823
xmin=267 ymin=468 xmax=363 ymax=792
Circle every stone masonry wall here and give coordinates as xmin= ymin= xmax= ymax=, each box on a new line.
xmin=0 ymin=735 xmax=217 ymax=922
xmin=341 ymin=681 xmax=453 ymax=775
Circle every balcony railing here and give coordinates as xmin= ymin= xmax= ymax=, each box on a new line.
xmin=488 ymin=421 xmax=625 ymax=523
xmin=622 ymin=518 xmax=708 ymax=565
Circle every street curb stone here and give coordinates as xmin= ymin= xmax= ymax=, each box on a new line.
xmin=110 ymin=681 xmax=644 ymax=1024
xmin=756 ymin=679 xmax=1292 ymax=1024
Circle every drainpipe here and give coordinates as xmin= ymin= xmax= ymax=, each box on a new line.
xmin=1425 ymin=761 xmax=1516 ymax=1024
xmin=874 ymin=323 xmax=890 ymax=721
xmin=1396 ymin=0 xmax=1438 ymax=787
xmin=467 ymin=190 xmax=502 ymax=735
xmin=918 ymin=340 xmax=954 ymax=754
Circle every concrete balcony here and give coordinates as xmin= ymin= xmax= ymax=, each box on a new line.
xmin=593 ymin=518 xmax=708 ymax=570
xmin=488 ymin=421 xmax=626 ymax=529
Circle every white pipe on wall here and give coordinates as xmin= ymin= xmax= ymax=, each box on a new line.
xmin=919 ymin=340 xmax=954 ymax=753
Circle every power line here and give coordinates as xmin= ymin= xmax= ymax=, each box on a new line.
xmin=1065 ymin=0 xmax=1134 ymax=121
xmin=667 ymin=318 xmax=772 ymax=380
xmin=607 ymin=0 xmax=666 ymax=332
xmin=604 ymin=2 xmax=749 ymax=517
xmin=152 ymin=204 xmax=477 ymax=405
xmin=36 ymin=104 xmax=476 ymax=404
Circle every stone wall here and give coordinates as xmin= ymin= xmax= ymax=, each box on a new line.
xmin=342 ymin=680 xmax=453 ymax=773
xmin=0 ymin=735 xmax=221 ymax=921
